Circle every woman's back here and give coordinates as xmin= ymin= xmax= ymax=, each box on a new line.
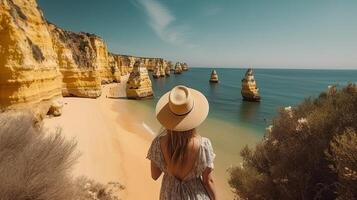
xmin=160 ymin=133 xmax=201 ymax=181
xmin=149 ymin=85 xmax=216 ymax=199
xmin=147 ymin=133 xmax=215 ymax=200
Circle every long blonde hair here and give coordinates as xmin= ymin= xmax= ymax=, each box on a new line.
xmin=162 ymin=128 xmax=197 ymax=165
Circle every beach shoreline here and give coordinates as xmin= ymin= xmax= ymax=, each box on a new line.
xmin=43 ymin=75 xmax=243 ymax=199
xmin=44 ymin=77 xmax=161 ymax=199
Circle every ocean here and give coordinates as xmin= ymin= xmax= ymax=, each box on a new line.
xmin=127 ymin=68 xmax=357 ymax=198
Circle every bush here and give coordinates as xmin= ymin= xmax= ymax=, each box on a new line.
xmin=229 ymin=84 xmax=357 ymax=200
xmin=0 ymin=112 xmax=79 ymax=200
xmin=74 ymin=176 xmax=124 ymax=200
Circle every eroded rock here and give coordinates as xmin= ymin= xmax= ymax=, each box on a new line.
xmin=126 ymin=61 xmax=153 ymax=99
xmin=241 ymin=68 xmax=261 ymax=102
xmin=209 ymin=69 xmax=219 ymax=83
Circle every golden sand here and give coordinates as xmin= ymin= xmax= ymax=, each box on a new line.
xmin=43 ymin=76 xmax=261 ymax=199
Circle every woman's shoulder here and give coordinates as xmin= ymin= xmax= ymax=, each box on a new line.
xmin=197 ymin=136 xmax=215 ymax=171
xmin=200 ymin=137 xmax=213 ymax=147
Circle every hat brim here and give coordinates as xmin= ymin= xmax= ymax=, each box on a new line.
xmin=156 ymin=88 xmax=209 ymax=131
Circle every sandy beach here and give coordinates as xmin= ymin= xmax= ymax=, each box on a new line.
xmin=43 ymin=75 xmax=240 ymax=199
xmin=44 ymin=76 xmax=161 ymax=199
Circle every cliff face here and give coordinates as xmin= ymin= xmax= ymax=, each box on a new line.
xmin=0 ymin=0 xmax=186 ymax=111
xmin=48 ymin=24 xmax=102 ymax=98
xmin=110 ymin=54 xmax=133 ymax=76
xmin=0 ymin=0 xmax=62 ymax=109
xmin=142 ymin=58 xmax=163 ymax=71
xmin=126 ymin=61 xmax=153 ymax=99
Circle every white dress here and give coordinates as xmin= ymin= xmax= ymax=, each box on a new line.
xmin=147 ymin=135 xmax=216 ymax=200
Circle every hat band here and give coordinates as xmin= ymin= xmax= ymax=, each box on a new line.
xmin=170 ymin=101 xmax=194 ymax=116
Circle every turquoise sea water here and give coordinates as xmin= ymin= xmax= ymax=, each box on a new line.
xmin=135 ymin=68 xmax=357 ymax=198
xmin=145 ymin=68 xmax=357 ymax=134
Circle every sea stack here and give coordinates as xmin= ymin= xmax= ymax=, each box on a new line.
xmin=182 ymin=63 xmax=189 ymax=71
xmin=209 ymin=70 xmax=219 ymax=83
xmin=164 ymin=61 xmax=171 ymax=76
xmin=174 ymin=62 xmax=183 ymax=74
xmin=126 ymin=61 xmax=153 ymax=99
xmin=159 ymin=63 xmax=166 ymax=77
xmin=241 ymin=68 xmax=261 ymax=102
xmin=153 ymin=65 xmax=161 ymax=79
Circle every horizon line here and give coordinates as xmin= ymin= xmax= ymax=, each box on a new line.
xmin=189 ymin=66 xmax=357 ymax=70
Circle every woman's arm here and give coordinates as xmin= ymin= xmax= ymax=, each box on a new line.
xmin=151 ymin=161 xmax=162 ymax=180
xmin=202 ymin=167 xmax=217 ymax=200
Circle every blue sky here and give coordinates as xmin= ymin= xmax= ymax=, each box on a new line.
xmin=38 ymin=0 xmax=357 ymax=68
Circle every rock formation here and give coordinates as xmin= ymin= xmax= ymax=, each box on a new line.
xmin=168 ymin=61 xmax=175 ymax=71
xmin=159 ymin=63 xmax=166 ymax=77
xmin=152 ymin=61 xmax=167 ymax=78
xmin=164 ymin=61 xmax=171 ymax=76
xmin=142 ymin=58 xmax=163 ymax=71
xmin=182 ymin=62 xmax=189 ymax=71
xmin=48 ymin=24 xmax=102 ymax=98
xmin=0 ymin=0 xmax=62 ymax=109
xmin=0 ymin=0 xmax=187 ymax=111
xmin=110 ymin=54 xmax=132 ymax=76
xmin=241 ymin=68 xmax=261 ymax=102
xmin=153 ymin=65 xmax=161 ymax=79
xmin=174 ymin=62 xmax=183 ymax=74
xmin=126 ymin=61 xmax=153 ymax=99
xmin=47 ymin=99 xmax=63 ymax=117
xmin=209 ymin=70 xmax=219 ymax=83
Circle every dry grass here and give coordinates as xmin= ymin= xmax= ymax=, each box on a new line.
xmin=0 ymin=111 xmax=125 ymax=200
xmin=0 ymin=111 xmax=78 ymax=199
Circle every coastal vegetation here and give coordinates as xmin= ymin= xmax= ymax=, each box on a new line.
xmin=229 ymin=84 xmax=357 ymax=200
xmin=0 ymin=112 xmax=123 ymax=199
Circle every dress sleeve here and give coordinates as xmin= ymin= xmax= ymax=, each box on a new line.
xmin=146 ymin=136 xmax=164 ymax=171
xmin=197 ymin=138 xmax=216 ymax=175
xmin=203 ymin=138 xmax=216 ymax=169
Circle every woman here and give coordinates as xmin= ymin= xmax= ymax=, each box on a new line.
xmin=147 ymin=85 xmax=217 ymax=200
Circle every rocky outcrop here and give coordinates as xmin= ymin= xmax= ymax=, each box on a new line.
xmin=47 ymin=99 xmax=63 ymax=116
xmin=164 ymin=61 xmax=171 ymax=76
xmin=109 ymin=54 xmax=132 ymax=76
xmin=174 ymin=62 xmax=183 ymax=74
xmin=108 ymin=54 xmax=122 ymax=82
xmin=209 ymin=69 xmax=219 ymax=83
xmin=0 ymin=0 xmax=187 ymax=111
xmin=241 ymin=68 xmax=261 ymax=102
xmin=182 ymin=62 xmax=189 ymax=71
xmin=0 ymin=0 xmax=62 ymax=109
xmin=153 ymin=61 xmax=166 ymax=79
xmin=141 ymin=58 xmax=163 ymax=71
xmin=48 ymin=24 xmax=102 ymax=98
xmin=126 ymin=61 xmax=153 ymax=99
xmin=153 ymin=65 xmax=161 ymax=79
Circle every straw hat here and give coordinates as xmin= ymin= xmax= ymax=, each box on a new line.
xmin=156 ymin=85 xmax=209 ymax=131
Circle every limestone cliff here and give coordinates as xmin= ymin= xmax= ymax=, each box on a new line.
xmin=0 ymin=0 xmax=187 ymax=111
xmin=141 ymin=58 xmax=163 ymax=71
xmin=109 ymin=53 xmax=132 ymax=76
xmin=48 ymin=24 xmax=102 ymax=97
xmin=126 ymin=61 xmax=153 ymax=99
xmin=0 ymin=0 xmax=62 ymax=109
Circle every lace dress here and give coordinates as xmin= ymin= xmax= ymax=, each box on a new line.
xmin=147 ymin=135 xmax=216 ymax=200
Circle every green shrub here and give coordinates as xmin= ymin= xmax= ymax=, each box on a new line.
xmin=229 ymin=84 xmax=357 ymax=200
